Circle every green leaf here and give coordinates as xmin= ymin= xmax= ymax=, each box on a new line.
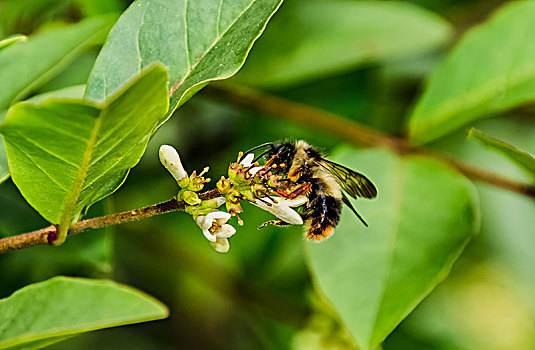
xmin=468 ymin=128 xmax=535 ymax=178
xmin=306 ymin=148 xmax=479 ymax=350
xmin=409 ymin=2 xmax=535 ymax=144
xmin=0 ymin=14 xmax=117 ymax=184
xmin=0 ymin=35 xmax=26 ymax=51
xmin=0 ymin=64 xmax=169 ymax=244
xmin=234 ymin=0 xmax=453 ymax=88
xmin=0 ymin=15 xmax=116 ymax=111
xmin=74 ymin=0 xmax=125 ymax=16
xmin=26 ymin=85 xmax=86 ymax=104
xmin=0 ymin=86 xmax=85 ymax=184
xmin=86 ymin=0 xmax=284 ymax=115
xmin=0 ymin=111 xmax=8 ymax=184
xmin=0 ymin=276 xmax=168 ymax=350
xmin=0 ymin=184 xmax=114 ymax=293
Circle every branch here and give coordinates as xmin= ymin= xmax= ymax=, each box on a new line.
xmin=0 ymin=189 xmax=221 ymax=255
xmin=203 ymin=84 xmax=535 ymax=198
xmin=3 ymin=82 xmax=534 ymax=255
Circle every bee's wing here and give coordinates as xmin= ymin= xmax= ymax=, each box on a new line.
xmin=319 ymin=159 xmax=377 ymax=199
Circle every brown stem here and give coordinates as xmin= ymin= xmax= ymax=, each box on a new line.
xmin=203 ymin=84 xmax=535 ymax=198
xmin=2 ymin=82 xmax=534 ymax=255
xmin=0 ymin=189 xmax=221 ymax=255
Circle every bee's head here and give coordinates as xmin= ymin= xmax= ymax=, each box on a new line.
xmin=264 ymin=142 xmax=296 ymax=171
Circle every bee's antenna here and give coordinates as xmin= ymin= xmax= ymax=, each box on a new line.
xmin=253 ymin=149 xmax=274 ymax=163
xmin=242 ymin=142 xmax=275 ymax=160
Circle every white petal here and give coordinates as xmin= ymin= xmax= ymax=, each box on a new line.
xmin=214 ymin=197 xmax=226 ymax=206
xmin=277 ymin=196 xmax=309 ymax=207
xmin=159 ymin=145 xmax=187 ymax=181
xmin=239 ymin=153 xmax=255 ymax=167
xmin=215 ymin=224 xmax=236 ymax=238
xmin=252 ymin=198 xmax=304 ymax=225
xmin=206 ymin=211 xmax=231 ymax=224
xmin=249 ymin=166 xmax=263 ymax=176
xmin=195 ymin=215 xmax=212 ymax=230
xmin=210 ymin=237 xmax=230 ymax=253
xmin=202 ymin=229 xmax=217 ymax=242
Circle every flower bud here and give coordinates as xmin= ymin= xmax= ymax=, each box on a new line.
xmin=217 ymin=177 xmax=231 ymax=194
xmin=159 ymin=145 xmax=187 ymax=182
xmin=182 ymin=190 xmax=201 ymax=205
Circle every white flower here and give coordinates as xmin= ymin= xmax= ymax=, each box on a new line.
xmin=213 ymin=196 xmax=227 ymax=207
xmin=195 ymin=211 xmax=236 ymax=243
xmin=159 ymin=145 xmax=187 ymax=181
xmin=239 ymin=152 xmax=263 ymax=176
xmin=210 ymin=237 xmax=230 ymax=253
xmin=253 ymin=196 xmax=308 ymax=225
xmin=239 ymin=153 xmax=255 ymax=167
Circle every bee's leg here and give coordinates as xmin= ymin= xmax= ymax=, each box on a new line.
xmin=288 ymin=165 xmax=305 ymax=182
xmin=258 ymin=219 xmax=291 ymax=229
xmin=255 ymin=197 xmax=271 ymax=205
xmin=264 ymin=154 xmax=278 ymax=167
xmin=276 ymin=182 xmax=312 ymax=199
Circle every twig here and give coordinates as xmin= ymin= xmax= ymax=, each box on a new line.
xmin=203 ymin=84 xmax=535 ymax=198
xmin=2 ymin=82 xmax=534 ymax=255
xmin=0 ymin=189 xmax=220 ymax=255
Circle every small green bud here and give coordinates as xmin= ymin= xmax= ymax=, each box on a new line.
xmin=226 ymin=200 xmax=243 ymax=216
xmin=227 ymin=188 xmax=242 ymax=204
xmin=241 ymin=188 xmax=256 ymax=202
xmin=217 ymin=177 xmax=231 ymax=194
xmin=252 ymin=184 xmax=267 ymax=198
xmin=228 ymin=162 xmax=240 ymax=180
xmin=177 ymin=176 xmax=190 ymax=189
xmin=182 ymin=190 xmax=201 ymax=205
xmin=190 ymin=176 xmax=206 ymax=191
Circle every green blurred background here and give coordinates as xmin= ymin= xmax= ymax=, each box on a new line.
xmin=1 ymin=0 xmax=534 ymax=349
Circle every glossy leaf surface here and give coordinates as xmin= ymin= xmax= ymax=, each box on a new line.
xmin=86 ymin=0 xmax=283 ymax=115
xmin=0 ymin=15 xmax=117 ymax=183
xmin=0 ymin=64 xmax=168 ymax=240
xmin=0 ymin=276 xmax=168 ymax=349
xmin=468 ymin=128 xmax=535 ymax=178
xmin=410 ymin=2 xmax=535 ymax=144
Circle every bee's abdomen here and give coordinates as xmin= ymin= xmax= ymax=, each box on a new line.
xmin=304 ymin=188 xmax=342 ymax=241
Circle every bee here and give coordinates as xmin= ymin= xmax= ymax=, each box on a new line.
xmin=245 ymin=140 xmax=377 ymax=241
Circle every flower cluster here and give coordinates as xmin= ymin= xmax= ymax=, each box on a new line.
xmin=216 ymin=152 xmax=286 ymax=222
xmin=160 ymin=145 xmax=234 ymax=252
xmin=159 ymin=145 xmax=308 ymax=253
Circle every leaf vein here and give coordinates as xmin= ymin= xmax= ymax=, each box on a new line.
xmin=216 ymin=0 xmax=223 ymax=36
xmin=184 ymin=0 xmax=191 ymax=68
xmin=82 ymin=143 xmax=137 ymax=193
xmin=58 ymin=110 xmax=105 ymax=229
xmin=32 ymin=118 xmax=88 ymax=143
xmin=136 ymin=1 xmax=150 ymax=72
xmin=371 ymin=157 xmax=406 ymax=334
xmin=14 ymin=132 xmax=79 ymax=169
xmin=9 ymin=138 xmax=69 ymax=192
xmin=88 ymin=110 xmax=144 ymax=169
xmin=173 ymin=0 xmax=257 ymax=95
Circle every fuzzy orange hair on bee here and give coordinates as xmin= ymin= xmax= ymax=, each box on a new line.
xmin=245 ymin=140 xmax=377 ymax=241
